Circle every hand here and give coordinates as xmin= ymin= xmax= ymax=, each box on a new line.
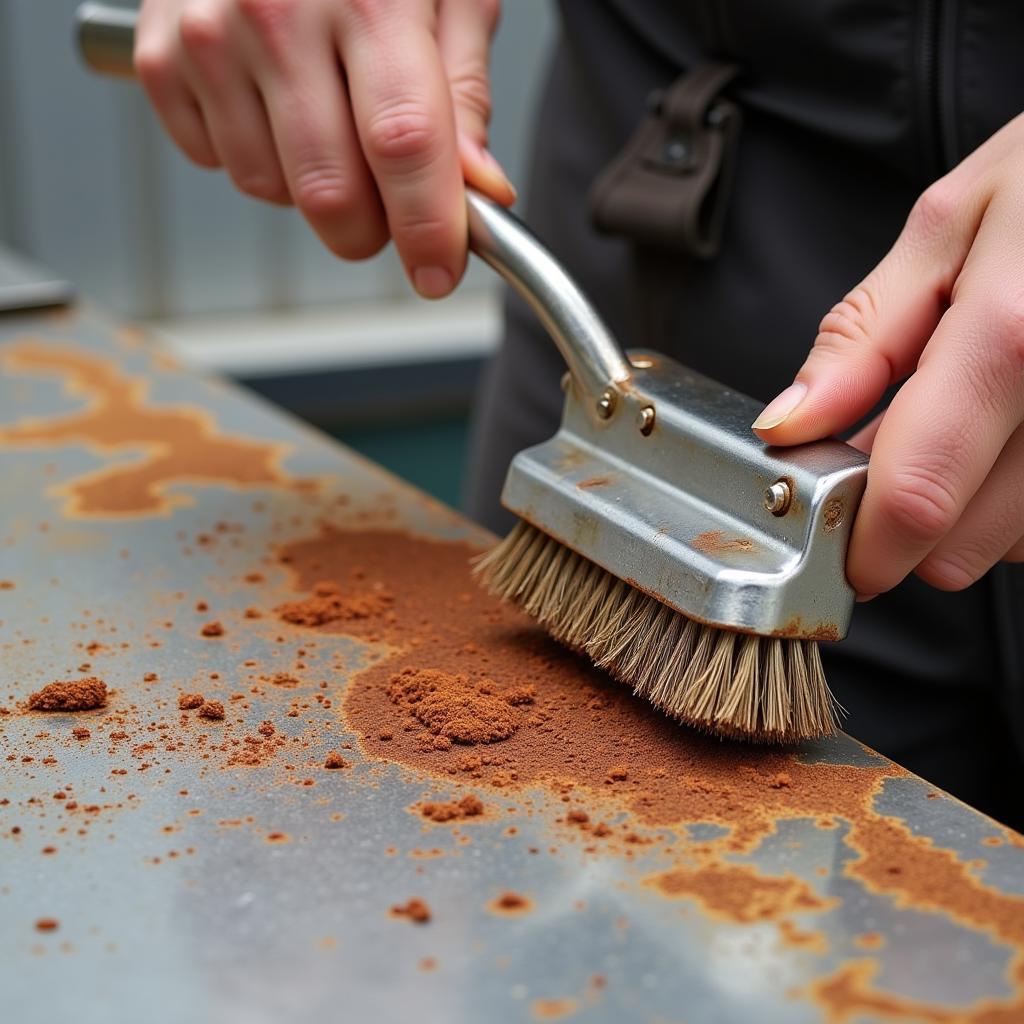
xmin=134 ymin=0 xmax=515 ymax=298
xmin=751 ymin=113 xmax=1024 ymax=598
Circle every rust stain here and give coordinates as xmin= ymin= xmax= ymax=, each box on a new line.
xmin=823 ymin=498 xmax=845 ymax=533
xmin=772 ymin=616 xmax=842 ymax=643
xmin=806 ymin=958 xmax=1024 ymax=1023
xmin=777 ymin=918 xmax=828 ymax=954
xmin=649 ymin=863 xmax=834 ymax=924
xmin=692 ymin=529 xmax=755 ymax=554
xmin=0 ymin=341 xmax=299 ymax=517
xmin=486 ymin=891 xmax=534 ymax=916
xmin=531 ymin=997 xmax=581 ymax=1021
xmin=576 ymin=476 xmax=611 ymax=490
xmin=249 ymin=525 xmax=1023 ymax=1018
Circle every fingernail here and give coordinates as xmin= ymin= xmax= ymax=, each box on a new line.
xmin=412 ymin=265 xmax=454 ymax=300
xmin=464 ymin=137 xmax=517 ymax=200
xmin=751 ymin=381 xmax=807 ymax=430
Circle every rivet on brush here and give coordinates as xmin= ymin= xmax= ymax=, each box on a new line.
xmin=596 ymin=389 xmax=616 ymax=419
xmin=764 ymin=479 xmax=792 ymax=516
xmin=637 ymin=406 xmax=655 ymax=435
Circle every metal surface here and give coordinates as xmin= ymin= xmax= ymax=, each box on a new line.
xmin=465 ymin=194 xmax=632 ymax=405
xmin=74 ymin=3 xmax=137 ymax=77
xmin=0 ymin=246 xmax=74 ymax=312
xmin=1 ymin=303 xmax=1023 ymax=1024
xmin=503 ymin=350 xmax=869 ymax=641
xmin=75 ymin=4 xmax=633 ymax=409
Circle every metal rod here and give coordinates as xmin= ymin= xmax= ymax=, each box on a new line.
xmin=74 ymin=2 xmax=634 ymax=405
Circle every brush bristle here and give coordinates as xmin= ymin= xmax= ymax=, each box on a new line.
xmin=473 ymin=521 xmax=841 ymax=743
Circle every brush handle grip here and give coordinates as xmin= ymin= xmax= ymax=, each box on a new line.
xmin=74 ymin=3 xmax=634 ymax=407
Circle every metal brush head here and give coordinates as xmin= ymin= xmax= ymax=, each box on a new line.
xmin=499 ymin=351 xmax=868 ymax=643
xmin=475 ymin=351 xmax=868 ymax=742
xmin=474 ymin=522 xmax=841 ymax=742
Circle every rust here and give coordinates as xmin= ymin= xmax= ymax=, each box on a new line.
xmin=771 ymin=616 xmax=842 ymax=643
xmin=692 ymin=530 xmax=755 ymax=554
xmin=823 ymin=497 xmax=845 ymax=533
xmin=576 ymin=476 xmax=611 ymax=490
xmin=0 ymin=342 xmax=296 ymax=517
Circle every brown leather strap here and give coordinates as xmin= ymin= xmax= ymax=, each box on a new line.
xmin=588 ymin=62 xmax=742 ymax=260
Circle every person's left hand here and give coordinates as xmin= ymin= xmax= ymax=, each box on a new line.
xmin=751 ymin=112 xmax=1024 ymax=599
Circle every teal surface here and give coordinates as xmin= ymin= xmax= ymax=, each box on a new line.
xmin=330 ymin=414 xmax=471 ymax=510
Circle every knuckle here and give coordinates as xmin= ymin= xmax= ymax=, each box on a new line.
xmin=449 ymin=69 xmax=492 ymax=125
xmin=236 ymin=0 xmax=297 ymax=38
xmin=364 ymin=105 xmax=438 ymax=168
xmin=881 ymin=467 xmax=960 ymax=545
xmin=815 ymin=286 xmax=878 ymax=351
xmin=134 ymin=45 xmax=175 ymax=90
xmin=178 ymin=7 xmax=228 ymax=53
xmin=905 ymin=180 xmax=959 ymax=240
xmin=344 ymin=0 xmax=392 ymax=26
xmin=294 ymin=172 xmax=359 ymax=221
xmin=987 ymin=295 xmax=1024 ymax=368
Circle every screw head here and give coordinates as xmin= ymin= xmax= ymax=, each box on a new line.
xmin=596 ymin=389 xmax=616 ymax=419
xmin=637 ymin=405 xmax=655 ymax=435
xmin=763 ymin=480 xmax=792 ymax=516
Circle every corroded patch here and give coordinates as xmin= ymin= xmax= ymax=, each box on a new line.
xmin=0 ymin=341 xmax=296 ymax=517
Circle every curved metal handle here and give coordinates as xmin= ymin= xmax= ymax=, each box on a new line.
xmin=465 ymin=193 xmax=631 ymax=403
xmin=75 ymin=2 xmax=633 ymax=404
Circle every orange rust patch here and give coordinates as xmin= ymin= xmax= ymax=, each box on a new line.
xmin=778 ymin=918 xmax=828 ymax=953
xmin=261 ymin=524 xmax=1024 ymax=1009
xmin=531 ymin=997 xmax=581 ymax=1020
xmin=692 ymin=530 xmax=754 ymax=554
xmin=0 ymin=342 xmax=296 ymax=517
xmin=487 ymin=891 xmax=533 ymax=916
xmin=806 ymin=958 xmax=1024 ymax=1023
xmin=650 ymin=863 xmax=833 ymax=923
xmin=576 ymin=476 xmax=610 ymax=490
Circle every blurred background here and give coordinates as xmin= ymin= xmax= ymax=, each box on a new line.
xmin=0 ymin=0 xmax=555 ymax=507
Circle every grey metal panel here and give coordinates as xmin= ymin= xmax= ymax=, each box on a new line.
xmin=0 ymin=246 xmax=75 ymax=311
xmin=0 ymin=302 xmax=1022 ymax=1024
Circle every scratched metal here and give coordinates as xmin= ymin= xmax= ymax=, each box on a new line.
xmin=1 ymin=304 xmax=1022 ymax=1024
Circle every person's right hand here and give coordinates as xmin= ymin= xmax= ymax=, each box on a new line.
xmin=134 ymin=0 xmax=515 ymax=298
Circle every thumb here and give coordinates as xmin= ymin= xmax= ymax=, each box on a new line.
xmin=751 ymin=183 xmax=983 ymax=445
xmin=437 ymin=0 xmax=516 ymax=206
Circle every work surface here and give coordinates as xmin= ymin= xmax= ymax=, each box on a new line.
xmin=1 ymin=305 xmax=1023 ymax=1024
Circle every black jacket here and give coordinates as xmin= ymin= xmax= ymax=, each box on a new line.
xmin=466 ymin=1 xmax=1024 ymax=824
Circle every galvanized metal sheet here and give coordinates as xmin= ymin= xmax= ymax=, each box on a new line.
xmin=1 ymin=305 xmax=1022 ymax=1024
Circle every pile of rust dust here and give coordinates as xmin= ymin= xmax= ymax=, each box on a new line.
xmin=27 ymin=678 xmax=107 ymax=711
xmin=269 ymin=525 xmax=1024 ymax=1024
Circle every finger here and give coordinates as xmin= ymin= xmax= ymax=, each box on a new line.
xmin=438 ymin=0 xmax=515 ymax=205
xmin=847 ymin=201 xmax=1024 ymax=596
xmin=176 ymin=5 xmax=289 ymax=203
xmin=135 ymin=3 xmax=219 ymax=167
xmin=916 ymin=424 xmax=1024 ymax=589
xmin=235 ymin=0 xmax=388 ymax=259
xmin=340 ymin=2 xmax=466 ymax=297
xmin=752 ymin=174 xmax=991 ymax=443
xmin=1005 ymin=537 xmax=1024 ymax=562
xmin=847 ymin=410 xmax=884 ymax=453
